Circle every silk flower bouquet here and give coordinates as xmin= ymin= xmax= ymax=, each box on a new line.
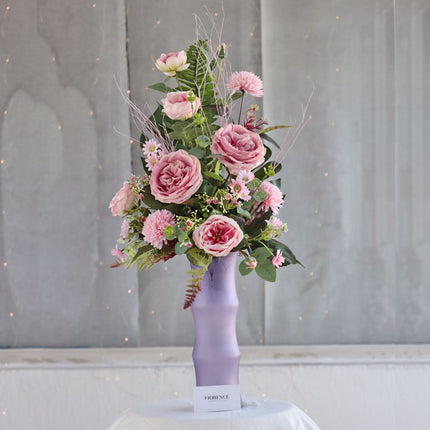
xmin=109 ymin=39 xmax=306 ymax=309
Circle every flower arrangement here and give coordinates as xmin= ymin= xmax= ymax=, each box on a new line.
xmin=110 ymin=38 xmax=305 ymax=309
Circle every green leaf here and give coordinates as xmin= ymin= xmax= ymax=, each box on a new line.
xmin=258 ymin=125 xmax=291 ymax=134
xmin=251 ymin=246 xmax=273 ymax=260
xmin=188 ymin=147 xmax=206 ymax=158
xmin=260 ymin=133 xmax=280 ymax=149
xmin=267 ymin=239 xmax=303 ymax=267
xmin=186 ymin=247 xmax=212 ymax=268
xmin=176 ymin=40 xmax=216 ymax=105
xmin=142 ymin=186 xmax=166 ymax=210
xmin=237 ymin=206 xmax=251 ymax=219
xmin=176 ymin=226 xmax=187 ymax=242
xmin=164 ymin=225 xmax=176 ymax=240
xmin=254 ymin=190 xmax=268 ymax=202
xmin=203 ymin=171 xmax=224 ymax=182
xmin=148 ymin=82 xmax=175 ymax=93
xmin=175 ymin=241 xmax=188 ymax=255
xmin=239 ymin=260 xmax=253 ymax=276
xmin=247 ymin=178 xmax=262 ymax=190
xmin=195 ymin=135 xmax=211 ymax=148
xmin=255 ymin=260 xmax=277 ymax=282
xmin=130 ymin=245 xmax=153 ymax=265
xmin=244 ymin=210 xmax=272 ymax=236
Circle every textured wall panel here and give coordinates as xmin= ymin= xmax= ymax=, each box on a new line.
xmin=0 ymin=0 xmax=138 ymax=346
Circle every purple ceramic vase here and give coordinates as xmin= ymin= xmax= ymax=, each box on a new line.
xmin=191 ymin=252 xmax=240 ymax=386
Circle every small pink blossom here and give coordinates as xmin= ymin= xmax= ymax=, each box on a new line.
xmin=161 ymin=91 xmax=200 ymax=121
xmin=142 ymin=139 xmax=160 ymax=156
xmin=155 ymin=50 xmax=190 ymax=76
xmin=193 ymin=215 xmax=243 ymax=257
xmin=256 ymin=181 xmax=284 ymax=214
xmin=229 ymin=178 xmax=251 ymax=201
xmin=146 ymin=152 xmax=159 ymax=171
xmin=272 ymin=250 xmax=285 ymax=268
xmin=111 ymin=245 xmax=127 ymax=262
xmin=267 ymin=217 xmax=283 ymax=229
xmin=246 ymin=257 xmax=257 ymax=269
xmin=227 ymin=71 xmax=263 ymax=97
xmin=150 ymin=150 xmax=203 ymax=204
xmin=211 ymin=124 xmax=266 ymax=174
xmin=109 ymin=182 xmax=139 ymax=216
xmin=120 ymin=219 xmax=130 ymax=238
xmin=142 ymin=209 xmax=176 ymax=249
xmin=237 ymin=170 xmax=255 ymax=184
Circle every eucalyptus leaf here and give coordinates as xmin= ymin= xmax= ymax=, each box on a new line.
xmin=237 ymin=207 xmax=251 ymax=219
xmin=253 ymin=190 xmax=268 ymax=202
xmin=196 ymin=135 xmax=211 ymax=148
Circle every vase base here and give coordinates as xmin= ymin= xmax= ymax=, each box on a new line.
xmin=193 ymin=384 xmax=241 ymax=412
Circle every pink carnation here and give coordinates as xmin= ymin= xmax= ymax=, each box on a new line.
xmin=149 ymin=150 xmax=203 ymax=204
xmin=211 ymin=124 xmax=266 ymax=175
xmin=111 ymin=245 xmax=127 ymax=262
xmin=272 ymin=249 xmax=285 ymax=268
xmin=193 ymin=215 xmax=243 ymax=257
xmin=227 ymin=71 xmax=263 ymax=97
xmin=256 ymin=181 xmax=284 ymax=214
xmin=142 ymin=209 xmax=176 ymax=249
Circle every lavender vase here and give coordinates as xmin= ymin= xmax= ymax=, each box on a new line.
xmin=191 ymin=252 xmax=240 ymax=386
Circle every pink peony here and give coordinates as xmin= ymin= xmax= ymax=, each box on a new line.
xmin=120 ymin=219 xmax=130 ymax=238
xmin=211 ymin=124 xmax=266 ymax=175
xmin=272 ymin=249 xmax=285 ymax=268
xmin=149 ymin=149 xmax=203 ymax=204
xmin=193 ymin=215 xmax=243 ymax=257
xmin=229 ymin=178 xmax=251 ymax=201
xmin=155 ymin=51 xmax=190 ymax=76
xmin=109 ymin=182 xmax=139 ymax=216
xmin=111 ymin=245 xmax=127 ymax=262
xmin=142 ymin=209 xmax=176 ymax=249
xmin=227 ymin=71 xmax=263 ymax=97
xmin=256 ymin=181 xmax=284 ymax=214
xmin=161 ymin=91 xmax=200 ymax=121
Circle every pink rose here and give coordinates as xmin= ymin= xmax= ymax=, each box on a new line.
xmin=149 ymin=149 xmax=203 ymax=204
xmin=193 ymin=215 xmax=244 ymax=257
xmin=211 ymin=124 xmax=266 ymax=174
xmin=161 ymin=91 xmax=200 ymax=121
xmin=155 ymin=51 xmax=189 ymax=77
xmin=109 ymin=182 xmax=139 ymax=216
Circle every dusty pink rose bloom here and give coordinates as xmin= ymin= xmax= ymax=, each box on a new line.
xmin=193 ymin=215 xmax=243 ymax=257
xmin=155 ymin=50 xmax=190 ymax=76
xmin=109 ymin=182 xmax=139 ymax=216
xmin=272 ymin=249 xmax=285 ymax=268
xmin=111 ymin=245 xmax=127 ymax=262
xmin=161 ymin=91 xmax=200 ymax=121
xmin=142 ymin=209 xmax=176 ymax=249
xmin=256 ymin=181 xmax=284 ymax=214
xmin=211 ymin=124 xmax=266 ymax=175
xmin=149 ymin=149 xmax=203 ymax=204
xmin=227 ymin=71 xmax=263 ymax=97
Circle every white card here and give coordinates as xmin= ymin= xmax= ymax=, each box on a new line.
xmin=193 ymin=384 xmax=241 ymax=412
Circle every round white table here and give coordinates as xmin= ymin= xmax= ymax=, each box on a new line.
xmin=108 ymin=398 xmax=320 ymax=430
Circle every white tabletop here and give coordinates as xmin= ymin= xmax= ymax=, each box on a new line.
xmin=108 ymin=398 xmax=320 ymax=430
